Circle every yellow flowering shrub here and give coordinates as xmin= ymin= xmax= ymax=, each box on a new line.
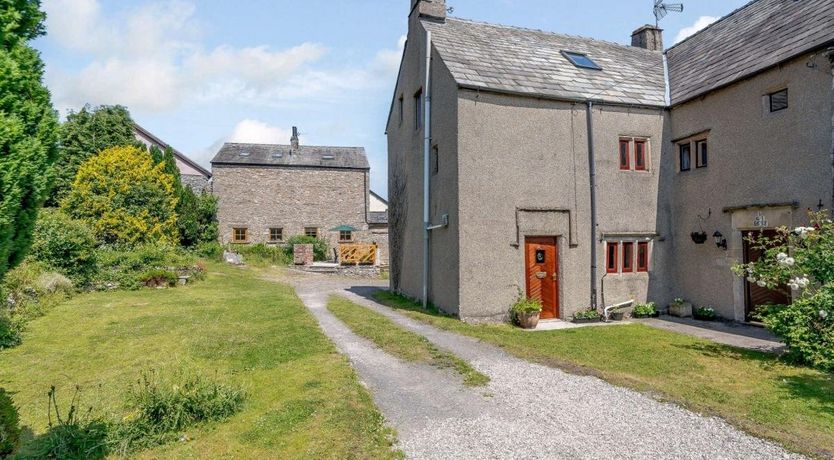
xmin=61 ymin=146 xmax=179 ymax=246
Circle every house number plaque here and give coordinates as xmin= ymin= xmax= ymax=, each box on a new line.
xmin=753 ymin=212 xmax=768 ymax=228
xmin=535 ymin=249 xmax=545 ymax=264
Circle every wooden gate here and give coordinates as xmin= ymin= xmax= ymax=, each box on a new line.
xmin=339 ymin=243 xmax=377 ymax=266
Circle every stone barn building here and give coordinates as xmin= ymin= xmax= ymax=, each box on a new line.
xmin=211 ymin=128 xmax=388 ymax=261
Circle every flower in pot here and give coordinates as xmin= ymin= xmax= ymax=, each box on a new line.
xmin=572 ymin=309 xmax=602 ymax=323
xmin=694 ymin=306 xmax=717 ymax=321
xmin=668 ymin=297 xmax=693 ymax=318
xmin=511 ymin=294 xmax=542 ymax=329
xmin=631 ymin=302 xmax=658 ymax=319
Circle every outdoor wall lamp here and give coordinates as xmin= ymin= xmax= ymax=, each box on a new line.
xmin=713 ymin=231 xmax=727 ymax=250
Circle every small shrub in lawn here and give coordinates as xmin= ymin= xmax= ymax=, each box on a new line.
xmin=138 ymin=269 xmax=178 ymax=288
xmin=284 ymin=235 xmax=329 ymax=261
xmin=0 ymin=388 xmax=20 ymax=457
xmin=111 ymin=369 xmax=245 ymax=453
xmin=0 ymin=314 xmax=22 ymax=350
xmin=2 ymin=262 xmax=74 ymax=348
xmin=194 ymin=241 xmax=223 ymax=260
xmin=24 ymin=386 xmax=111 ymax=460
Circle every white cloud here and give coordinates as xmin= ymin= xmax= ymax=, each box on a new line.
xmin=674 ymin=16 xmax=719 ymax=44
xmin=42 ymin=0 xmax=406 ymax=113
xmin=228 ymin=119 xmax=294 ymax=145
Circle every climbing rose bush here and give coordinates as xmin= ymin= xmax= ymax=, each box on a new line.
xmin=731 ymin=211 xmax=834 ymax=371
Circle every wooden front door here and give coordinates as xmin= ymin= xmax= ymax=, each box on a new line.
xmin=525 ymin=237 xmax=559 ymax=319
xmin=743 ymin=230 xmax=791 ymax=322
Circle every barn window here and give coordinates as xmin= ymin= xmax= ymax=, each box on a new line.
xmin=619 ymin=139 xmax=630 ymax=170
xmin=637 ymin=242 xmax=649 ymax=272
xmin=695 ymin=139 xmax=708 ymax=168
xmin=634 ymin=140 xmax=647 ymax=171
xmin=232 ymin=227 xmax=248 ymax=243
xmin=622 ymin=242 xmax=634 ymax=272
xmin=269 ymin=227 xmax=283 ymax=242
xmin=339 ymin=230 xmax=353 ymax=242
xmin=679 ymin=143 xmax=691 ymax=172
xmin=304 ymin=227 xmax=319 ymax=238
xmin=606 ymin=242 xmax=619 ymax=274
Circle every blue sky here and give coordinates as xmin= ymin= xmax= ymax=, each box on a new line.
xmin=35 ymin=0 xmax=748 ymax=196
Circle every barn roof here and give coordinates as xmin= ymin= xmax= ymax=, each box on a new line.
xmin=211 ymin=143 xmax=369 ymax=170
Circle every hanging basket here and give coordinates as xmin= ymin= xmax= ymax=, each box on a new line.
xmin=690 ymin=231 xmax=708 ymax=244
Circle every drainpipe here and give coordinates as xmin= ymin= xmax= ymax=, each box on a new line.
xmin=586 ymin=100 xmax=599 ymax=310
xmin=422 ymin=30 xmax=432 ymax=309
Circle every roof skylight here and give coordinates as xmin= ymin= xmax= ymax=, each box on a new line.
xmin=322 ymin=155 xmax=335 ymax=160
xmin=561 ymin=51 xmax=602 ymax=70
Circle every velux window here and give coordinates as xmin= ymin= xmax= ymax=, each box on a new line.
xmin=562 ymin=51 xmax=602 ymax=70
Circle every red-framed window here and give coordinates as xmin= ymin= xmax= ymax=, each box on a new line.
xmin=622 ymin=242 xmax=634 ymax=272
xmin=619 ymin=139 xmax=630 ymax=170
xmin=634 ymin=140 xmax=647 ymax=171
xmin=606 ymin=242 xmax=619 ymax=273
xmin=637 ymin=242 xmax=649 ymax=272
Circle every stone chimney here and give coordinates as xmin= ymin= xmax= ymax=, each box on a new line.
xmin=631 ymin=25 xmax=664 ymax=52
xmin=410 ymin=0 xmax=446 ymax=22
xmin=290 ymin=126 xmax=299 ymax=150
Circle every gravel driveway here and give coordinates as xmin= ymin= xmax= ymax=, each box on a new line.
xmin=289 ymin=273 xmax=803 ymax=460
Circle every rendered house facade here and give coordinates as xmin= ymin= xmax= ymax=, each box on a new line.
xmin=387 ymin=0 xmax=834 ymax=322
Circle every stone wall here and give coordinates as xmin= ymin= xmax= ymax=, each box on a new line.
xmin=182 ymin=174 xmax=210 ymax=193
xmin=212 ymin=164 xmax=373 ymax=257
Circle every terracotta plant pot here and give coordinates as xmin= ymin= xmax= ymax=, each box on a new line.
xmin=517 ymin=311 xmax=540 ymax=329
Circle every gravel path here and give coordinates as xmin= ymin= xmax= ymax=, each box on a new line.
xmin=289 ymin=274 xmax=803 ymax=460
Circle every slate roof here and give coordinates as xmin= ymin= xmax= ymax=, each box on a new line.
xmin=666 ymin=0 xmax=834 ymax=105
xmin=211 ymin=143 xmax=369 ymax=170
xmin=422 ymin=18 xmax=667 ymax=107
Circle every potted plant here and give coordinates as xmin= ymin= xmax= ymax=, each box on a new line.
xmin=510 ymin=290 xmax=542 ymax=329
xmin=572 ymin=309 xmax=602 ymax=324
xmin=610 ymin=310 xmax=626 ymax=321
xmin=694 ymin=306 xmax=717 ymax=321
xmin=669 ymin=297 xmax=693 ymax=317
xmin=631 ymin=302 xmax=659 ymax=319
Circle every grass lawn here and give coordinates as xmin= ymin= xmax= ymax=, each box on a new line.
xmin=0 ymin=263 xmax=400 ymax=459
xmin=373 ymin=291 xmax=834 ymax=459
xmin=327 ymin=296 xmax=488 ymax=387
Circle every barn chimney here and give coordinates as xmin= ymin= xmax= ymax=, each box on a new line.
xmin=631 ymin=25 xmax=664 ymax=52
xmin=290 ymin=126 xmax=299 ymax=150
xmin=410 ymin=0 xmax=446 ymax=22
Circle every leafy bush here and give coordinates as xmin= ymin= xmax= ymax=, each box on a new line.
xmin=759 ymin=284 xmax=834 ymax=371
xmin=111 ymin=369 xmax=245 ymax=453
xmin=177 ymin=188 xmax=218 ymax=248
xmin=0 ymin=313 xmax=22 ymax=349
xmin=632 ymin=302 xmax=657 ymax=316
xmin=194 ymin=242 xmax=223 ymax=260
xmin=694 ymin=306 xmax=717 ymax=320
xmin=284 ymin=235 xmax=329 ymax=261
xmin=732 ymin=211 xmax=834 ymax=371
xmin=28 ymin=209 xmax=98 ymax=284
xmin=138 ymin=269 xmax=178 ymax=288
xmin=573 ymin=309 xmax=601 ymax=320
xmin=61 ymin=145 xmax=179 ymax=247
xmin=0 ymin=388 xmax=20 ymax=457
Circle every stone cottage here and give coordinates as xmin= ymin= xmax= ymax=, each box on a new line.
xmin=211 ymin=127 xmax=388 ymax=261
xmin=387 ymin=0 xmax=834 ymax=322
xmin=133 ymin=124 xmax=212 ymax=192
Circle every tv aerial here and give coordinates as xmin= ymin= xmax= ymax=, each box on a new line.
xmin=654 ymin=0 xmax=684 ymax=27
